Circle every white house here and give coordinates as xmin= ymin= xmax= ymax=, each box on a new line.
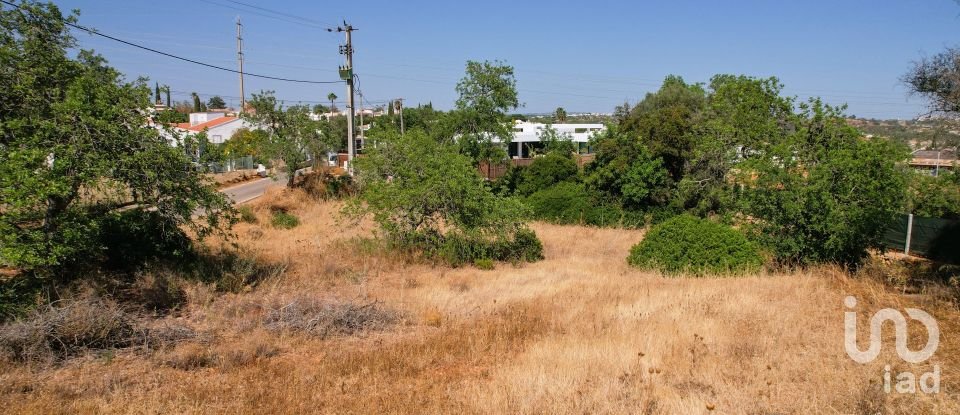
xmin=172 ymin=112 xmax=253 ymax=144
xmin=495 ymin=121 xmax=606 ymax=158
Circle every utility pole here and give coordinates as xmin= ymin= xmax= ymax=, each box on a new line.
xmin=331 ymin=21 xmax=356 ymax=166
xmin=236 ymin=17 xmax=245 ymax=113
xmin=395 ymin=98 xmax=404 ymax=135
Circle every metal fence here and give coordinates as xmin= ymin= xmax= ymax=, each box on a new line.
xmin=206 ymin=156 xmax=255 ymax=173
xmin=882 ymin=213 xmax=960 ymax=263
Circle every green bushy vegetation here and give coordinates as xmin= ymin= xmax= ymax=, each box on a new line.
xmin=525 ymin=182 xmax=625 ymax=227
xmin=350 ymin=130 xmax=543 ymax=267
xmin=271 ymin=211 xmax=300 ymax=229
xmin=627 ymin=215 xmax=763 ymax=275
xmin=238 ymin=206 xmax=258 ymax=223
xmin=516 ymin=152 xmax=579 ymax=196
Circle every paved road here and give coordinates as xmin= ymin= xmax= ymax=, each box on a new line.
xmin=221 ymin=173 xmax=288 ymax=204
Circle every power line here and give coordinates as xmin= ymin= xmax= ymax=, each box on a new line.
xmin=0 ymin=0 xmax=342 ymax=85
xmin=195 ymin=0 xmax=333 ymax=29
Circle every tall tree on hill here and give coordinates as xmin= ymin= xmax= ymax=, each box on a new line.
xmin=164 ymin=85 xmax=171 ymax=108
xmin=154 ymin=82 xmax=160 ymax=105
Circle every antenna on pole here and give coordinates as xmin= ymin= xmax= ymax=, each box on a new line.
xmin=236 ymin=16 xmax=245 ymax=113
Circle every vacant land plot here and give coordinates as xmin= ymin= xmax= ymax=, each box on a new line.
xmin=1 ymin=189 xmax=957 ymax=414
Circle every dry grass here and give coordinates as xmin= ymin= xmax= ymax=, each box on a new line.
xmin=1 ymin=188 xmax=958 ymax=414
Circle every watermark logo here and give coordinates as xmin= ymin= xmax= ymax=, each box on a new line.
xmin=844 ymin=296 xmax=941 ymax=394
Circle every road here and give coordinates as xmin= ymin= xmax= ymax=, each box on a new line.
xmin=221 ymin=173 xmax=288 ymax=204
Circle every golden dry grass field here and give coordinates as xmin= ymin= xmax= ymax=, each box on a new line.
xmin=1 ymin=188 xmax=958 ymax=414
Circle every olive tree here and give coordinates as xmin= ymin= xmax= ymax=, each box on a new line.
xmin=0 ymin=1 xmax=233 ymax=274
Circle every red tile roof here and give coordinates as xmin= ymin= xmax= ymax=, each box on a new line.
xmin=186 ymin=116 xmax=239 ymax=131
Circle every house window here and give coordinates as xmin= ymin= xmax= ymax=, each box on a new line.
xmin=513 ymin=128 xmax=523 ymax=132
xmin=212 ymin=135 xmax=222 ymax=143
xmin=574 ymin=128 xmax=588 ymax=134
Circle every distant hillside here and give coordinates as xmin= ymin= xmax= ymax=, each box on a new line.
xmin=848 ymin=117 xmax=960 ymax=150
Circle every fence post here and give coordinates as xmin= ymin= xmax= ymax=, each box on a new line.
xmin=905 ymin=213 xmax=914 ymax=255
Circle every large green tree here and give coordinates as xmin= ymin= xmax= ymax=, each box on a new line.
xmin=0 ymin=1 xmax=233 ymax=273
xmin=207 ymin=95 xmax=226 ymax=110
xmin=738 ymin=99 xmax=909 ymax=266
xmin=451 ymin=60 xmax=520 ymax=161
xmin=350 ymin=130 xmax=540 ymax=265
xmin=242 ymin=92 xmax=326 ymax=186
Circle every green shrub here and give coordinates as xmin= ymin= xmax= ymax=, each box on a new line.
xmin=400 ymin=228 xmax=544 ymax=268
xmin=473 ymin=258 xmax=495 ymax=270
xmin=517 ymin=152 xmax=579 ymax=196
xmin=526 ymin=182 xmax=622 ymax=227
xmin=238 ymin=206 xmax=258 ymax=223
xmin=350 ymin=130 xmax=543 ymax=266
xmin=628 ymin=215 xmax=763 ymax=275
xmin=271 ymin=211 xmax=300 ymax=229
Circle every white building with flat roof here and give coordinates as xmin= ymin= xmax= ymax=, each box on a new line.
xmin=495 ymin=121 xmax=605 ymax=158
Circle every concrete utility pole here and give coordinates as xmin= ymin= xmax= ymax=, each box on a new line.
xmin=236 ymin=17 xmax=245 ymax=113
xmin=331 ymin=21 xmax=356 ymax=166
xmin=395 ymin=98 xmax=404 ymax=135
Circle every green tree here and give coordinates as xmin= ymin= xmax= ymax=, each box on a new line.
xmin=192 ymin=92 xmax=202 ymax=112
xmin=517 ymin=152 xmax=579 ymax=196
xmin=738 ymin=99 xmax=909 ymax=266
xmin=584 ymin=126 xmax=671 ymax=209
xmin=676 ymin=75 xmax=793 ymax=215
xmin=350 ymin=130 xmax=541 ymax=264
xmin=327 ymin=92 xmax=338 ymax=112
xmin=153 ymin=109 xmax=187 ymax=124
xmin=555 ymin=106 xmax=567 ymax=123
xmin=312 ymin=103 xmax=328 ymax=114
xmin=451 ymin=60 xmax=520 ymax=162
xmin=621 ymin=75 xmax=706 ymax=181
xmin=207 ymin=95 xmax=226 ymax=110
xmin=0 ymin=1 xmax=233 ymax=274
xmin=536 ymin=124 xmax=576 ymax=156
xmin=907 ymin=171 xmax=960 ymax=219
xmin=222 ymin=128 xmax=268 ymax=159
xmin=242 ymin=91 xmax=320 ymax=186
xmin=154 ymin=81 xmax=160 ymax=104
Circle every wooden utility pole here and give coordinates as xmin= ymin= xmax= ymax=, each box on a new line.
xmin=236 ymin=17 xmax=245 ymax=113
xmin=395 ymin=98 xmax=404 ymax=135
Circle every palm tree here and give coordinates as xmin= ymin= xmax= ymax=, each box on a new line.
xmin=555 ymin=106 xmax=567 ymax=123
xmin=327 ymin=92 xmax=338 ymax=112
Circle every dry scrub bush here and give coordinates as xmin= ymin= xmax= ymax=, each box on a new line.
xmin=262 ymin=295 xmax=399 ymax=338
xmin=0 ymin=296 xmax=136 ymax=363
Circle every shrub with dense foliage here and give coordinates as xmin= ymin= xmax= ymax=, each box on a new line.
xmin=350 ymin=130 xmax=543 ymax=266
xmin=0 ymin=2 xmax=233 ymax=277
xmin=738 ymin=100 xmax=909 ymax=266
xmin=907 ymin=170 xmax=960 ymax=220
xmin=525 ymin=182 xmax=622 ymax=227
xmin=516 ymin=152 xmax=579 ymax=196
xmin=628 ymin=215 xmax=763 ymax=275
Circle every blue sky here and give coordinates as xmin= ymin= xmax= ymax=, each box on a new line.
xmin=48 ymin=0 xmax=960 ymax=119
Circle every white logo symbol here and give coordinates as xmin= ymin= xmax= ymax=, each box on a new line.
xmin=844 ymin=296 xmax=939 ymax=364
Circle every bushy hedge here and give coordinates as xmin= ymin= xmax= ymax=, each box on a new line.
xmin=393 ymin=228 xmax=544 ymax=267
xmin=525 ymin=182 xmax=637 ymax=227
xmin=516 ymin=152 xmax=579 ymax=196
xmin=628 ymin=215 xmax=763 ymax=275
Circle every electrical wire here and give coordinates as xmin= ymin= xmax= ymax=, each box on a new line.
xmin=0 ymin=0 xmax=343 ymax=85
